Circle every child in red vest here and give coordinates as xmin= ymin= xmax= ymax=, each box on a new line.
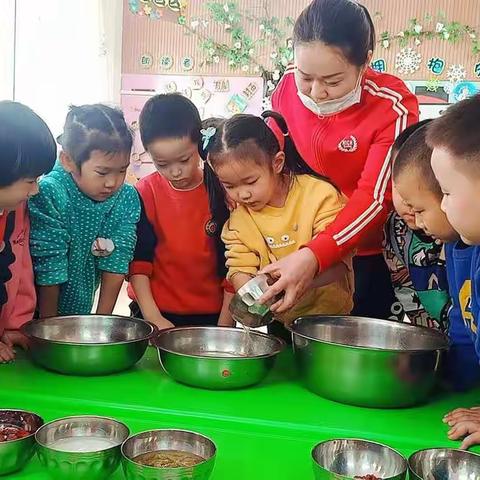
xmin=128 ymin=94 xmax=233 ymax=329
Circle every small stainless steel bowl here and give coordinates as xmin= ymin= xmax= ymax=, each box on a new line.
xmin=35 ymin=415 xmax=130 ymax=480
xmin=409 ymin=448 xmax=480 ymax=479
xmin=289 ymin=316 xmax=448 ymax=408
xmin=312 ymin=439 xmax=407 ymax=480
xmin=22 ymin=315 xmax=155 ymax=375
xmin=121 ymin=429 xmax=216 ymax=480
xmin=154 ymin=326 xmax=285 ymax=389
xmin=0 ymin=409 xmax=44 ymax=475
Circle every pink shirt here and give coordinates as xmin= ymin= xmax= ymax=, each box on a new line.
xmin=0 ymin=203 xmax=36 ymax=336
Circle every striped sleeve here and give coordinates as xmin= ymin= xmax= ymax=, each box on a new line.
xmin=308 ymin=79 xmax=419 ymax=271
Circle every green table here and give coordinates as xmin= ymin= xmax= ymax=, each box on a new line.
xmin=1 ymin=348 xmax=479 ymax=479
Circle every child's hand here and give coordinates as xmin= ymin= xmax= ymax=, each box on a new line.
xmin=444 ymin=407 xmax=480 ymax=449
xmin=0 ymin=330 xmax=30 ymax=362
xmin=3 ymin=330 xmax=29 ymax=350
xmin=0 ymin=340 xmax=15 ymax=363
xmin=218 ymin=291 xmax=235 ymax=327
xmin=148 ymin=314 xmax=175 ymax=331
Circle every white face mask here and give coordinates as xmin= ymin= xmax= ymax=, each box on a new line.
xmin=297 ymin=72 xmax=364 ymax=117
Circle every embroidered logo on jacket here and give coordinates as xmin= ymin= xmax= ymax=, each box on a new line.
xmin=338 ymin=135 xmax=358 ymax=153
xmin=205 ymin=219 xmax=218 ymax=237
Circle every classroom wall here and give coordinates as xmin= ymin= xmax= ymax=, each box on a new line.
xmin=122 ymin=0 xmax=480 ymax=81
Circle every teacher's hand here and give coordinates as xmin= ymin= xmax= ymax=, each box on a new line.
xmin=259 ymin=248 xmax=319 ymax=313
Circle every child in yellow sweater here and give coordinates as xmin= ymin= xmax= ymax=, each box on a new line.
xmin=202 ymin=111 xmax=353 ymax=329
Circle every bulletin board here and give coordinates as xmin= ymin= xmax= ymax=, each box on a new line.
xmin=122 ymin=0 xmax=480 ymax=179
xmin=123 ymin=0 xmax=480 ymax=81
xmin=121 ymin=73 xmax=264 ymax=178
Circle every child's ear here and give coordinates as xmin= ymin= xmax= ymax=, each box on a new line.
xmin=60 ymin=151 xmax=77 ymax=174
xmin=272 ymin=151 xmax=286 ymax=174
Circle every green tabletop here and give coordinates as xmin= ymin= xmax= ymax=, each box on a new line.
xmin=1 ymin=347 xmax=479 ymax=479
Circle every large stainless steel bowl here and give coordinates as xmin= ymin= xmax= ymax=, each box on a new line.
xmin=154 ymin=327 xmax=285 ymax=389
xmin=121 ymin=429 xmax=216 ymax=480
xmin=409 ymin=448 xmax=480 ymax=479
xmin=0 ymin=409 xmax=44 ymax=475
xmin=289 ymin=316 xmax=448 ymax=408
xmin=312 ymin=439 xmax=407 ymax=480
xmin=36 ymin=415 xmax=129 ymax=480
xmin=22 ymin=315 xmax=155 ymax=376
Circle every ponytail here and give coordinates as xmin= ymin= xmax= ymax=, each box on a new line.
xmin=199 ymin=118 xmax=229 ymax=279
xmin=261 ymin=110 xmax=337 ymax=189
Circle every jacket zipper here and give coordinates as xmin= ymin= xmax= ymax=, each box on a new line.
xmin=312 ymin=116 xmax=335 ymax=175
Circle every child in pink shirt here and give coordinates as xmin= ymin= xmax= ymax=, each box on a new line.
xmin=0 ymin=101 xmax=56 ymax=362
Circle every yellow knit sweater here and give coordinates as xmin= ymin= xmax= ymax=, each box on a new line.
xmin=222 ymin=175 xmax=354 ymax=324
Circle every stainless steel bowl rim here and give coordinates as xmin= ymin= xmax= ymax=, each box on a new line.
xmin=311 ymin=438 xmax=408 ymax=466
xmin=0 ymin=409 xmax=44 ymax=444
xmin=288 ymin=316 xmax=449 ymax=353
xmin=121 ymin=428 xmax=217 ymax=470
xmin=155 ymin=326 xmax=286 ymax=359
xmin=21 ymin=315 xmax=155 ymax=346
xmin=35 ymin=415 xmax=130 ymax=451
xmin=408 ymin=447 xmax=480 ymax=467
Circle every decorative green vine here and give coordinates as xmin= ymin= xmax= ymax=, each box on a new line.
xmin=181 ymin=5 xmax=480 ymax=93
xmin=378 ymin=13 xmax=480 ymax=56
xmin=182 ymin=1 xmax=294 ymax=94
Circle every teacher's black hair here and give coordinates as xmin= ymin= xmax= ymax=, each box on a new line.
xmin=294 ymin=0 xmax=375 ymax=67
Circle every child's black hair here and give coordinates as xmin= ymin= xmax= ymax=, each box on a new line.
xmin=200 ymin=112 xmax=337 ymax=276
xmin=139 ymin=94 xmax=229 ymax=279
xmin=0 ymin=101 xmax=56 ymax=188
xmin=139 ymin=94 xmax=201 ymax=148
xmin=202 ymin=110 xmax=334 ymax=186
xmin=199 ymin=117 xmax=230 ymax=279
xmin=392 ymin=121 xmax=441 ymax=199
xmin=427 ymin=94 xmax=480 ymax=175
xmin=59 ymin=104 xmax=133 ymax=168
xmin=294 ymin=0 xmax=375 ymax=67
xmin=392 ymin=119 xmax=433 ymax=156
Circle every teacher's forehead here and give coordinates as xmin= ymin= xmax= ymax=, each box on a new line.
xmin=295 ymin=42 xmax=357 ymax=77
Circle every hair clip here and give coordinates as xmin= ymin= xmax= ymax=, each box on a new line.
xmin=201 ymin=127 xmax=216 ymax=151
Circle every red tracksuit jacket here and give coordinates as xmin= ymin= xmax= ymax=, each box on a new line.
xmin=272 ymin=67 xmax=419 ymax=271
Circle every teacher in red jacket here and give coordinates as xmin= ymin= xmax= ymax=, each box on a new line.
xmin=261 ymin=0 xmax=419 ymax=319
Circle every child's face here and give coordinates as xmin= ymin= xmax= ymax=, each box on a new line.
xmin=148 ymin=136 xmax=202 ymax=190
xmin=394 ymin=169 xmax=458 ymax=242
xmin=0 ymin=177 xmax=40 ymax=211
xmin=62 ymin=150 xmax=129 ymax=202
xmin=214 ymin=154 xmax=284 ymax=212
xmin=392 ymin=184 xmax=417 ymax=230
xmin=431 ymin=146 xmax=480 ymax=245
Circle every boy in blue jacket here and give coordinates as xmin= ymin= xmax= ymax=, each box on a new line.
xmin=428 ymin=94 xmax=480 ymax=449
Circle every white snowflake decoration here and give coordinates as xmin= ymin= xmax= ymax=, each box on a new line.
xmin=395 ymin=48 xmax=421 ymax=75
xmin=447 ymin=64 xmax=466 ymax=84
